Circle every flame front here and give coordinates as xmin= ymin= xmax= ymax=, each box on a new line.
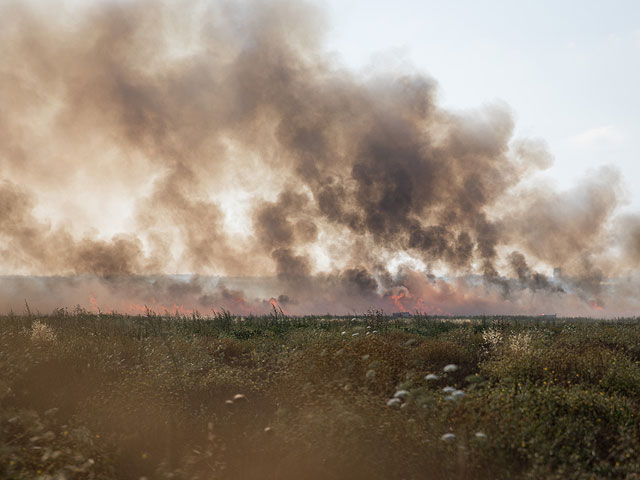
xmin=0 ymin=0 xmax=638 ymax=317
xmin=390 ymin=292 xmax=407 ymax=312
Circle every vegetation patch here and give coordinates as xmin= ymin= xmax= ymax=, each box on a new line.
xmin=1 ymin=311 xmax=639 ymax=479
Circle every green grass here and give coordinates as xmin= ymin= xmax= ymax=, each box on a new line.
xmin=1 ymin=310 xmax=640 ymax=479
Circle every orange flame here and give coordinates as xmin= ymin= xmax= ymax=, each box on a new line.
xmin=120 ymin=300 xmax=194 ymax=316
xmin=390 ymin=292 xmax=406 ymax=312
xmin=89 ymin=297 xmax=194 ymax=316
xmin=89 ymin=294 xmax=100 ymax=314
xmin=589 ymin=300 xmax=604 ymax=311
xmin=88 ymin=294 xmax=275 ymax=317
xmin=268 ymin=297 xmax=287 ymax=315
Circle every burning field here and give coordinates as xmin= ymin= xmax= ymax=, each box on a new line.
xmin=1 ymin=0 xmax=639 ymax=317
xmin=2 ymin=1 xmax=640 ymax=478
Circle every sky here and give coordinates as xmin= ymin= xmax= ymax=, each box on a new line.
xmin=323 ymin=0 xmax=640 ymax=209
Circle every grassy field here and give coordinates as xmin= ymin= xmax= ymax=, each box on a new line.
xmin=1 ymin=309 xmax=640 ymax=479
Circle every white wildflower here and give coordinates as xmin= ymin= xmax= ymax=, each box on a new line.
xmin=481 ymin=327 xmax=503 ymax=352
xmin=232 ymin=393 xmax=247 ymax=403
xmin=451 ymin=318 xmax=472 ymax=325
xmin=387 ymin=398 xmax=402 ymax=407
xmin=393 ymin=390 xmax=409 ymax=399
xmin=451 ymin=390 xmax=466 ymax=400
xmin=443 ymin=364 xmax=458 ymax=373
xmin=475 ymin=432 xmax=487 ymax=440
xmin=441 ymin=433 xmax=456 ymax=442
xmin=425 ymin=374 xmax=439 ymax=381
xmin=508 ymin=332 xmax=532 ymax=354
xmin=29 ymin=321 xmax=56 ymax=343
xmin=442 ymin=386 xmax=455 ymax=393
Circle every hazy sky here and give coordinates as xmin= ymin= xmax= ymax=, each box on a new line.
xmin=323 ymin=0 xmax=640 ymax=209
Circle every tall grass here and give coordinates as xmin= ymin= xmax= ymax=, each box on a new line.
xmin=1 ymin=310 xmax=639 ymax=479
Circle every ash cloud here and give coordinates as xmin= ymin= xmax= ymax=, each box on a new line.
xmin=0 ymin=0 xmax=639 ymax=316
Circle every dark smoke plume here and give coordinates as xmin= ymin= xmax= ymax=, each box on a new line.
xmin=1 ymin=0 xmax=639 ymax=316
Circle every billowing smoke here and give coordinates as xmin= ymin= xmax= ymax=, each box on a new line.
xmin=1 ymin=0 xmax=639 ymax=316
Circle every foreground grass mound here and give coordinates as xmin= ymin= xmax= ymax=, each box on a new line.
xmin=1 ymin=311 xmax=640 ymax=479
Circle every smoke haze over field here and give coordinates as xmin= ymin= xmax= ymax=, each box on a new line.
xmin=1 ymin=0 xmax=639 ymax=316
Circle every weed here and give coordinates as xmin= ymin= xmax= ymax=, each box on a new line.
xmin=1 ymin=312 xmax=639 ymax=479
